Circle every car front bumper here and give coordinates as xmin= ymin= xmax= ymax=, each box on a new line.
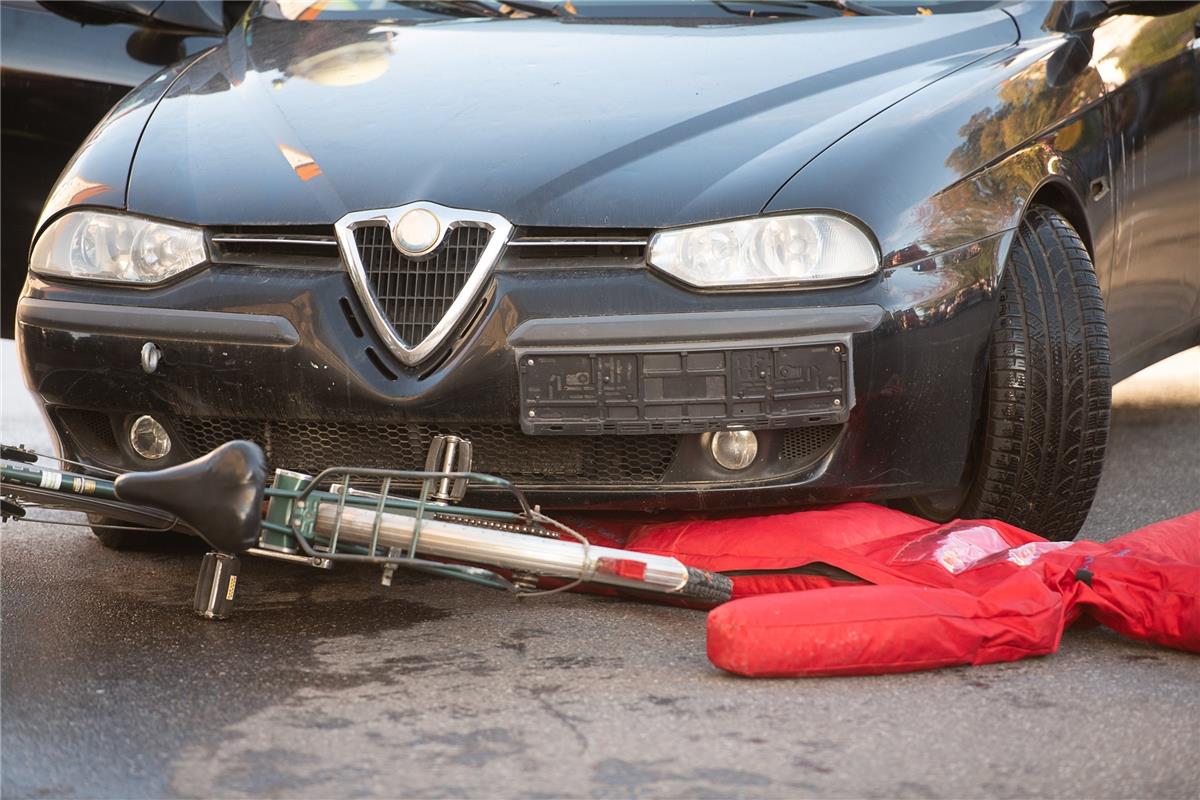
xmin=16 ymin=232 xmax=1007 ymax=510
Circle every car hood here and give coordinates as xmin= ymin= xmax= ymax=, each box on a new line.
xmin=128 ymin=11 xmax=1015 ymax=229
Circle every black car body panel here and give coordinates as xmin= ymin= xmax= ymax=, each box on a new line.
xmin=15 ymin=0 xmax=1200 ymax=510
xmin=122 ymin=10 xmax=1017 ymax=229
xmin=17 ymin=230 xmax=1005 ymax=507
xmin=0 ymin=1 xmax=225 ymax=336
xmin=770 ymin=0 xmax=1200 ymax=380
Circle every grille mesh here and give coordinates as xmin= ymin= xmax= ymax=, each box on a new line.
xmin=55 ymin=408 xmax=118 ymax=453
xmin=170 ymin=418 xmax=678 ymax=486
xmin=353 ymin=224 xmax=491 ymax=346
xmin=781 ymin=425 xmax=841 ymax=465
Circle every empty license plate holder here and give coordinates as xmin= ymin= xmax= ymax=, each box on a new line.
xmin=517 ymin=338 xmax=852 ymax=435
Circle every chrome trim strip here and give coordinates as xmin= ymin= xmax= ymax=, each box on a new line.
xmin=334 ymin=201 xmax=513 ymax=367
xmin=210 ymin=235 xmax=338 ymax=246
xmin=16 ymin=298 xmax=300 ymax=347
xmin=509 ymin=238 xmax=647 ymax=247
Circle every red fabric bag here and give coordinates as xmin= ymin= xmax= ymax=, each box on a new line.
xmin=703 ymin=509 xmax=1200 ymax=677
xmin=621 ymin=502 xmax=933 ymax=597
xmin=568 ymin=503 xmax=1198 ymax=675
xmin=708 ymin=574 xmax=1067 ymax=677
xmin=1065 ymin=513 xmax=1200 ymax=652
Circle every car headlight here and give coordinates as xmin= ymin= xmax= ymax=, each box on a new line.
xmin=647 ymin=213 xmax=878 ymax=289
xmin=30 ymin=210 xmax=206 ymax=285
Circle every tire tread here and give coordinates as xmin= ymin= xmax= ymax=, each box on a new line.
xmin=962 ymin=206 xmax=1111 ymax=541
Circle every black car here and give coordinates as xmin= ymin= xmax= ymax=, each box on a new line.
xmin=15 ymin=0 xmax=1200 ymax=542
xmin=0 ymin=1 xmax=241 ymax=337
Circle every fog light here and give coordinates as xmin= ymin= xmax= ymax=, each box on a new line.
xmin=129 ymin=415 xmax=171 ymax=460
xmin=710 ymin=430 xmax=758 ymax=471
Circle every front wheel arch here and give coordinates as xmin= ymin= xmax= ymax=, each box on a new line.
xmin=904 ymin=203 xmax=1112 ymax=541
xmin=1026 ymin=177 xmax=1096 ymax=263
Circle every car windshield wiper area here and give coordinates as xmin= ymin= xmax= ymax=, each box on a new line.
xmin=379 ymin=1 xmax=563 ymax=19
xmin=396 ymin=1 xmax=893 ymax=20
xmin=714 ymin=1 xmax=894 ymax=17
xmin=261 ymin=0 xmax=901 ymax=22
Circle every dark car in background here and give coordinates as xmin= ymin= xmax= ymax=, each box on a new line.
xmin=0 ymin=0 xmax=241 ymax=336
xmin=14 ymin=0 xmax=1200 ymax=542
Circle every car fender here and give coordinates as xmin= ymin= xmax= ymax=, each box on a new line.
xmin=765 ymin=32 xmax=1111 ymax=281
xmin=32 ymin=48 xmax=213 ymax=248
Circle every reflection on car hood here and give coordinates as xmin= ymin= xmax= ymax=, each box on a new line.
xmin=128 ymin=12 xmax=1015 ymax=228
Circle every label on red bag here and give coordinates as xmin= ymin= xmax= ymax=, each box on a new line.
xmin=890 ymin=523 xmax=1071 ymax=574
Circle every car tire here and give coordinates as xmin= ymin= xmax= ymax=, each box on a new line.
xmin=908 ymin=204 xmax=1111 ymax=541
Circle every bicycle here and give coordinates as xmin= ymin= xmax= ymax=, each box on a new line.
xmin=0 ymin=435 xmax=731 ymax=618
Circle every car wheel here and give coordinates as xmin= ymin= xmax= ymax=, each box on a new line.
xmin=909 ymin=204 xmax=1111 ymax=541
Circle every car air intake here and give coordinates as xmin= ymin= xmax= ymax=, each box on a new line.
xmin=167 ymin=418 xmax=842 ymax=491
xmin=353 ymin=224 xmax=492 ymax=348
xmin=169 ymin=418 xmax=680 ymax=488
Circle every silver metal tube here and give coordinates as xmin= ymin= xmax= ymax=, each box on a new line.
xmin=314 ymin=504 xmax=689 ymax=593
xmin=436 ymin=439 xmax=457 ymax=501
xmin=245 ymin=547 xmax=332 ymax=568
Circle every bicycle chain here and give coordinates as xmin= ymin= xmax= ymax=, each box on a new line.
xmin=430 ymin=512 xmax=557 ymax=538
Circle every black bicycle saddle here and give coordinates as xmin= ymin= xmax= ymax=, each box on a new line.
xmin=114 ymin=440 xmax=267 ymax=553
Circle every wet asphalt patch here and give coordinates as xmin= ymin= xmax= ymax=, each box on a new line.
xmin=3 ymin=349 xmax=1199 ymax=798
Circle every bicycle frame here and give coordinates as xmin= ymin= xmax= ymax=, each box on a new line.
xmin=1 ymin=441 xmax=731 ymax=618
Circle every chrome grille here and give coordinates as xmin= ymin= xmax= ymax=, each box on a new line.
xmin=353 ymin=224 xmax=491 ymax=347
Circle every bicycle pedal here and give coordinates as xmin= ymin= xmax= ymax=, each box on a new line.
xmin=193 ymin=552 xmax=241 ymax=619
xmin=424 ymin=434 xmax=473 ymax=504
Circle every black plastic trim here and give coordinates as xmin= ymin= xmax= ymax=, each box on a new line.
xmin=17 ymin=298 xmax=300 ymax=347
xmin=508 ymin=305 xmax=884 ymax=346
xmin=517 ymin=338 xmax=852 ymax=435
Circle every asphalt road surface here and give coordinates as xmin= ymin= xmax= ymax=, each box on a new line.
xmin=2 ymin=342 xmax=1198 ymax=799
